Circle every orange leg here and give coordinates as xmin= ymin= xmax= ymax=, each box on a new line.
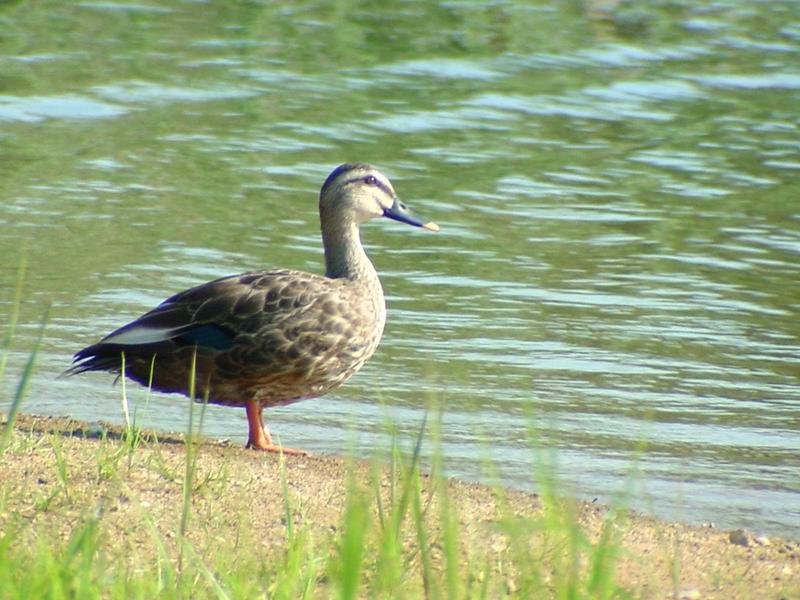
xmin=244 ymin=400 xmax=307 ymax=455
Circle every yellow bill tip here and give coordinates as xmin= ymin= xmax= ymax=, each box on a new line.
xmin=422 ymin=222 xmax=440 ymax=232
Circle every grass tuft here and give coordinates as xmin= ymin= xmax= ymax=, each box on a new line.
xmin=1 ymin=257 xmax=50 ymax=453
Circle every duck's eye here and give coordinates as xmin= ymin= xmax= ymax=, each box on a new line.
xmin=364 ymin=175 xmax=378 ymax=186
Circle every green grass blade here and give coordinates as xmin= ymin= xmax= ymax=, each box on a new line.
xmin=0 ymin=255 xmax=26 ymax=386
xmin=1 ymin=304 xmax=50 ymax=452
xmin=280 ymin=453 xmax=295 ymax=542
xmin=120 ymin=351 xmax=131 ymax=431
xmin=179 ymin=347 xmax=199 ymax=545
xmin=182 ymin=541 xmax=232 ymax=600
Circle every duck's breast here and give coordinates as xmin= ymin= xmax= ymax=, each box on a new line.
xmin=212 ymin=273 xmax=386 ymax=404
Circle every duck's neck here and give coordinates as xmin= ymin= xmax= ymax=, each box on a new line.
xmin=322 ymin=219 xmax=379 ymax=282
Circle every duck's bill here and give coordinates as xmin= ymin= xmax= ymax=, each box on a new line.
xmin=384 ymin=198 xmax=440 ymax=232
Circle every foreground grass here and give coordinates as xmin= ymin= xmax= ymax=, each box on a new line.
xmin=0 ymin=415 xmax=633 ymax=599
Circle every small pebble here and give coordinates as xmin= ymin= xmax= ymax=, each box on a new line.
xmin=505 ymin=578 xmax=518 ymax=594
xmin=782 ymin=565 xmax=793 ymax=576
xmin=84 ymin=422 xmax=107 ymax=439
xmin=729 ymin=529 xmax=750 ymax=547
xmin=754 ymin=535 xmax=771 ymax=546
xmin=678 ymin=589 xmax=701 ymax=600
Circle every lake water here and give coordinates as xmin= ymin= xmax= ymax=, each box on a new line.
xmin=1 ymin=1 xmax=799 ymax=537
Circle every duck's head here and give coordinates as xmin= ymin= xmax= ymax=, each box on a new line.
xmin=319 ymin=163 xmax=439 ymax=232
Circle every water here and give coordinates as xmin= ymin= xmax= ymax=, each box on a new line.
xmin=1 ymin=0 xmax=799 ymax=537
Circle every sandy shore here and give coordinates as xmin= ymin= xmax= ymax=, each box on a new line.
xmin=1 ymin=413 xmax=797 ymax=598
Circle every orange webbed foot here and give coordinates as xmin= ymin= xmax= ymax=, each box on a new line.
xmin=244 ymin=400 xmax=308 ymax=456
xmin=245 ymin=440 xmax=309 ymax=456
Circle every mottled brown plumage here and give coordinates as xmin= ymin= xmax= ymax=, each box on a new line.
xmin=68 ymin=163 xmax=439 ymax=452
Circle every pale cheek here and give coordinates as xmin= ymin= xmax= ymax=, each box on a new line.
xmin=359 ymin=201 xmax=385 ymax=220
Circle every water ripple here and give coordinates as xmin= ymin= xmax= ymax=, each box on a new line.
xmin=377 ymin=58 xmax=504 ymax=80
xmin=465 ymin=90 xmax=674 ymax=121
xmin=682 ymin=72 xmax=800 ymax=89
xmin=0 ymin=94 xmax=128 ymax=123
xmin=93 ymin=80 xmax=257 ymax=104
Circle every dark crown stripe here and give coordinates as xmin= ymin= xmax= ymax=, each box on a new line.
xmin=320 ymin=163 xmax=373 ymax=196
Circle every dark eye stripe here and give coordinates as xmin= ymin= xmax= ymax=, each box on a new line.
xmin=341 ymin=174 xmax=394 ymax=197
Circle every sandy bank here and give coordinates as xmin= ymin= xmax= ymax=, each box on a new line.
xmin=1 ymin=413 xmax=797 ymax=598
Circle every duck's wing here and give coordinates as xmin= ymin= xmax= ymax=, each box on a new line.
xmin=66 ymin=270 xmax=328 ymax=375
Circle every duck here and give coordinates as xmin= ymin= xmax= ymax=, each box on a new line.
xmin=68 ymin=163 xmax=439 ymax=454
